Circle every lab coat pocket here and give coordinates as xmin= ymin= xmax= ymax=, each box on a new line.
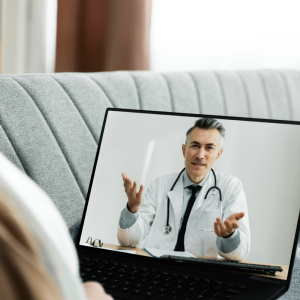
xmin=198 ymin=209 xmax=220 ymax=243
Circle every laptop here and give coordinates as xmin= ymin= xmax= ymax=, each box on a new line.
xmin=76 ymin=108 xmax=300 ymax=300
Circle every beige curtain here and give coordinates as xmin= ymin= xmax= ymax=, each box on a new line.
xmin=55 ymin=0 xmax=152 ymax=72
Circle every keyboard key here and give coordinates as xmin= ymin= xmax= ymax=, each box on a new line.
xmin=151 ymin=273 xmax=164 ymax=279
xmin=138 ymin=278 xmax=151 ymax=283
xmin=111 ymin=278 xmax=122 ymax=284
xmin=181 ymin=292 xmax=193 ymax=298
xmin=132 ymin=289 xmax=143 ymax=294
xmin=186 ymin=286 xmax=199 ymax=293
xmin=128 ymin=270 xmax=140 ymax=276
xmin=169 ymin=290 xmax=182 ymax=296
xmin=94 ymin=269 xmax=105 ymax=276
xmin=98 ymin=276 xmax=111 ymax=283
xmin=226 ymin=289 xmax=240 ymax=294
xmin=134 ymin=282 xmax=143 ymax=289
xmin=151 ymin=280 xmax=160 ymax=286
xmin=80 ymin=272 xmax=88 ymax=278
xmin=143 ymin=290 xmax=156 ymax=297
xmin=119 ymin=286 xmax=132 ymax=292
xmin=87 ymin=274 xmax=99 ymax=280
xmin=192 ymin=295 xmax=206 ymax=299
xmin=198 ymin=289 xmax=210 ymax=295
xmin=164 ymin=282 xmax=175 ymax=288
xmin=141 ymin=272 xmax=151 ymax=278
xmin=106 ymin=271 xmax=117 ymax=277
xmin=82 ymin=267 xmax=94 ymax=273
xmin=157 ymin=287 xmax=169 ymax=293
xmin=82 ymin=257 xmax=90 ymax=261
xmin=107 ymin=283 xmax=120 ymax=290
xmin=123 ymin=275 xmax=137 ymax=281
xmin=175 ymin=284 xmax=186 ymax=290
xmin=121 ymin=281 xmax=134 ymax=287
xmin=153 ymin=293 xmax=167 ymax=299
xmin=85 ymin=262 xmax=96 ymax=267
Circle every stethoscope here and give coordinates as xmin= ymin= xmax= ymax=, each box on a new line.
xmin=163 ymin=167 xmax=222 ymax=234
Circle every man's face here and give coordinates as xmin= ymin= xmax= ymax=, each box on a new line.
xmin=182 ymin=128 xmax=223 ymax=184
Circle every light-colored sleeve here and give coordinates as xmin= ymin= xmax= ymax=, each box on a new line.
xmin=117 ymin=178 xmax=158 ymax=247
xmin=119 ymin=205 xmax=139 ymax=229
xmin=217 ymin=179 xmax=251 ymax=262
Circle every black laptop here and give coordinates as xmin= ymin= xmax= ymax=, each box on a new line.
xmin=76 ymin=108 xmax=300 ymax=300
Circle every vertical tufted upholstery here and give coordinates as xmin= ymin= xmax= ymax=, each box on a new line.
xmin=0 ymin=70 xmax=300 ymax=299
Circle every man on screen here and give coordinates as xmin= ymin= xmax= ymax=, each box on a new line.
xmin=117 ymin=118 xmax=250 ymax=262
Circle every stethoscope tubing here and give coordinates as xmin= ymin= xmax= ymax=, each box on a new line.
xmin=166 ymin=168 xmax=221 ymax=229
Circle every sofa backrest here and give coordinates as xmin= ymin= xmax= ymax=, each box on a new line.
xmin=0 ymin=70 xmax=300 ymax=241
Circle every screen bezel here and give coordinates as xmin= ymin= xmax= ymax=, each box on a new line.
xmin=77 ymin=107 xmax=300 ymax=288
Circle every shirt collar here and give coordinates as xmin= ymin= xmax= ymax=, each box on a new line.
xmin=183 ymin=168 xmax=210 ymax=188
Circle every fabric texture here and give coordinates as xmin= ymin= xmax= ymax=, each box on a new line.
xmin=0 ymin=153 xmax=87 ymax=300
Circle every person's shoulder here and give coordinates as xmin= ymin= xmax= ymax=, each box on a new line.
xmin=151 ymin=172 xmax=178 ymax=186
xmin=215 ymin=172 xmax=242 ymax=186
xmin=147 ymin=172 xmax=178 ymax=191
xmin=157 ymin=172 xmax=179 ymax=182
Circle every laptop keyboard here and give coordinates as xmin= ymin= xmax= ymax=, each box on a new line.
xmin=79 ymin=256 xmax=247 ymax=300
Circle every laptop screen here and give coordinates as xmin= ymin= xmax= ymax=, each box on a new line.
xmin=79 ymin=109 xmax=300 ymax=281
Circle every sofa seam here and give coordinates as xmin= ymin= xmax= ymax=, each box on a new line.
xmin=49 ymin=75 xmax=98 ymax=144
xmin=86 ymin=75 xmax=115 ymax=108
xmin=69 ymin=221 xmax=81 ymax=231
xmin=278 ymin=71 xmax=293 ymax=120
xmin=213 ymin=72 xmax=227 ymax=115
xmin=0 ymin=123 xmax=28 ymax=174
xmin=187 ymin=72 xmax=202 ymax=113
xmin=160 ymin=74 xmax=174 ymax=112
xmin=236 ymin=72 xmax=251 ymax=117
xmin=9 ymin=77 xmax=86 ymax=199
xmin=129 ymin=74 xmax=142 ymax=110
xmin=257 ymin=71 xmax=272 ymax=118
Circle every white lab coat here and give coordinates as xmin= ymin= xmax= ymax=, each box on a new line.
xmin=117 ymin=170 xmax=250 ymax=262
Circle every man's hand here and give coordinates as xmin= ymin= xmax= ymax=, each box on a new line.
xmin=122 ymin=173 xmax=143 ymax=213
xmin=214 ymin=212 xmax=245 ymax=238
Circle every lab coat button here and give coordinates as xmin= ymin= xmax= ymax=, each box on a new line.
xmin=172 ymin=236 xmax=175 ymax=240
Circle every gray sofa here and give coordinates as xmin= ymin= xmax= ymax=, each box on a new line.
xmin=0 ymin=70 xmax=299 ymax=299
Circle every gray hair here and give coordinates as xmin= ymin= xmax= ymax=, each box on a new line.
xmin=185 ymin=118 xmax=225 ymax=149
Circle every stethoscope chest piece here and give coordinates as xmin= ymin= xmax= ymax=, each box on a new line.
xmin=163 ymin=225 xmax=172 ymax=234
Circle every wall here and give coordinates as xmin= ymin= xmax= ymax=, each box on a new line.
xmin=150 ymin=0 xmax=300 ymax=71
